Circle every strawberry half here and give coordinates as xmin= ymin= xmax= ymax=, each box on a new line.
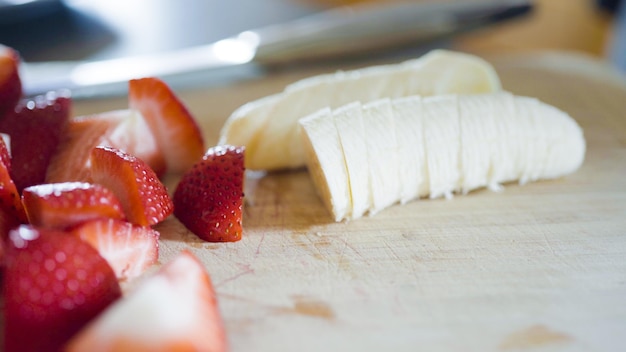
xmin=0 ymin=136 xmax=26 ymax=226
xmin=66 ymin=250 xmax=228 ymax=352
xmin=46 ymin=109 xmax=165 ymax=183
xmin=90 ymin=146 xmax=173 ymax=226
xmin=173 ymin=145 xmax=245 ymax=242
xmin=72 ymin=218 xmax=160 ymax=282
xmin=3 ymin=225 xmax=122 ymax=352
xmin=129 ymin=77 xmax=204 ymax=174
xmin=0 ymin=90 xmax=71 ymax=191
xmin=22 ymin=182 xmax=125 ymax=229
xmin=0 ymin=44 xmax=22 ymax=119
xmin=0 ymin=205 xmax=20 ymax=241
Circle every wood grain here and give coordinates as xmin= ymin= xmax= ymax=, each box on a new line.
xmin=71 ymin=52 xmax=626 ymax=352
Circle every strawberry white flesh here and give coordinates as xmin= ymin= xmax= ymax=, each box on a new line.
xmin=72 ymin=218 xmax=160 ymax=282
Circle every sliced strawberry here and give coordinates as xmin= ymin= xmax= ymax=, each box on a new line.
xmin=3 ymin=225 xmax=122 ymax=352
xmin=0 ymin=232 xmax=4 ymax=265
xmin=0 ymin=206 xmax=20 ymax=241
xmin=0 ymin=90 xmax=71 ymax=191
xmin=0 ymin=137 xmax=26 ymax=225
xmin=90 ymin=146 xmax=173 ymax=226
xmin=0 ymin=45 xmax=22 ymax=119
xmin=0 ymin=132 xmax=11 ymax=169
xmin=129 ymin=77 xmax=204 ymax=174
xmin=46 ymin=112 xmax=118 ymax=183
xmin=66 ymin=250 xmax=227 ymax=352
xmin=106 ymin=109 xmax=166 ymax=176
xmin=46 ymin=109 xmax=165 ymax=183
xmin=173 ymin=145 xmax=245 ymax=242
xmin=22 ymin=182 xmax=125 ymax=229
xmin=71 ymin=218 xmax=160 ymax=282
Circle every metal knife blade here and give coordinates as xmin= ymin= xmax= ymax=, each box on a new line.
xmin=20 ymin=0 xmax=532 ymax=99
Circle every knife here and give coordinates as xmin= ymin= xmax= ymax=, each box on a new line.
xmin=20 ymin=0 xmax=532 ymax=99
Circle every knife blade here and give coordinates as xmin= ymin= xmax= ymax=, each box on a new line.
xmin=20 ymin=0 xmax=532 ymax=99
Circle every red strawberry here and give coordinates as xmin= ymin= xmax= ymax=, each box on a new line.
xmin=0 ymin=136 xmax=27 ymax=225
xmin=173 ymin=145 xmax=245 ymax=242
xmin=72 ymin=218 xmax=160 ymax=282
xmin=0 ymin=205 xmax=20 ymax=241
xmin=129 ymin=77 xmax=204 ymax=174
xmin=46 ymin=109 xmax=165 ymax=183
xmin=1 ymin=132 xmax=11 ymax=168
xmin=65 ymin=250 xmax=228 ymax=352
xmin=3 ymin=225 xmax=122 ymax=352
xmin=22 ymin=182 xmax=125 ymax=229
xmin=0 ymin=232 xmax=4 ymax=264
xmin=90 ymin=146 xmax=173 ymax=226
xmin=0 ymin=90 xmax=71 ymax=191
xmin=0 ymin=45 xmax=22 ymax=119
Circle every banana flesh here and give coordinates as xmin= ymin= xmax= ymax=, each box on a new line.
xmin=299 ymin=108 xmax=350 ymax=222
xmin=299 ymin=93 xmax=586 ymax=222
xmin=219 ymin=50 xmax=502 ymax=171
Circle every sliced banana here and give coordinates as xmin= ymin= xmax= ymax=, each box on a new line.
xmin=422 ymin=95 xmax=461 ymax=200
xmin=299 ymin=108 xmax=350 ymax=222
xmin=221 ymin=49 xmax=502 ymax=171
xmin=392 ymin=97 xmax=428 ymax=203
xmin=458 ymin=94 xmax=494 ymax=194
xmin=537 ymin=102 xmax=586 ymax=179
xmin=361 ymin=99 xmax=400 ymax=215
xmin=299 ymin=92 xmax=586 ymax=222
xmin=488 ymin=91 xmax=519 ymax=189
xmin=333 ymin=102 xmax=370 ymax=219
xmin=514 ymin=96 xmax=542 ymax=185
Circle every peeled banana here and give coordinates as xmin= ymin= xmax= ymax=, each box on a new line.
xmin=299 ymin=92 xmax=586 ymax=222
xmin=219 ymin=50 xmax=501 ymax=171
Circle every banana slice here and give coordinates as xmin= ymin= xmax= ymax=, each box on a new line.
xmin=488 ymin=91 xmax=519 ymax=189
xmin=221 ymin=49 xmax=502 ymax=171
xmin=536 ymin=102 xmax=586 ymax=179
xmin=333 ymin=102 xmax=370 ymax=219
xmin=361 ymin=99 xmax=400 ymax=214
xmin=300 ymin=93 xmax=585 ymax=222
xmin=422 ymin=95 xmax=461 ymax=200
xmin=392 ymin=97 xmax=428 ymax=203
xmin=458 ymin=94 xmax=495 ymax=194
xmin=299 ymin=108 xmax=350 ymax=222
xmin=514 ymin=96 xmax=542 ymax=185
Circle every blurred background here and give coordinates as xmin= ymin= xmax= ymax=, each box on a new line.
xmin=0 ymin=0 xmax=624 ymax=73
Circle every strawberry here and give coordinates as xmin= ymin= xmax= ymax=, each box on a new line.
xmin=90 ymin=146 xmax=173 ymax=226
xmin=129 ymin=77 xmax=204 ymax=174
xmin=1 ymin=132 xmax=11 ymax=168
xmin=46 ymin=109 xmax=165 ymax=183
xmin=65 ymin=250 xmax=228 ymax=352
xmin=173 ymin=145 xmax=245 ymax=242
xmin=22 ymin=182 xmax=125 ymax=229
xmin=0 ymin=136 xmax=27 ymax=225
xmin=0 ymin=205 xmax=20 ymax=241
xmin=72 ymin=218 xmax=160 ymax=282
xmin=0 ymin=232 xmax=4 ymax=264
xmin=0 ymin=90 xmax=71 ymax=191
xmin=0 ymin=45 xmax=22 ymax=119
xmin=3 ymin=225 xmax=122 ymax=352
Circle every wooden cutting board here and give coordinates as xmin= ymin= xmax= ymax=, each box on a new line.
xmin=74 ymin=51 xmax=626 ymax=352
